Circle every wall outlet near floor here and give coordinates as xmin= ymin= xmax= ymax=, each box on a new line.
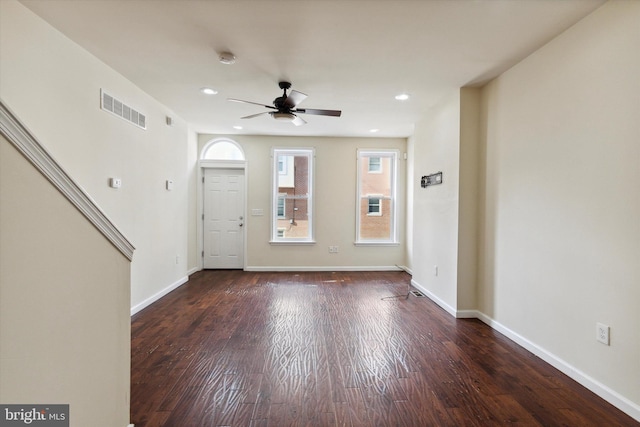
xmin=596 ymin=323 xmax=610 ymax=345
xmin=328 ymin=246 xmax=339 ymax=253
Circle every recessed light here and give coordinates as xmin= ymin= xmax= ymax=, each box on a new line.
xmin=369 ymin=129 xmax=379 ymax=133
xmin=233 ymin=125 xmax=243 ymax=130
xmin=201 ymin=87 xmax=218 ymax=95
xmin=395 ymin=93 xmax=410 ymax=101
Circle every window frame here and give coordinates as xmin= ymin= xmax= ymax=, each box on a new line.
xmin=271 ymin=147 xmax=315 ymax=244
xmin=356 ymin=149 xmax=398 ymax=245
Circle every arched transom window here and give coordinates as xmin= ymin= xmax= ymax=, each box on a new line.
xmin=201 ymin=139 xmax=245 ymax=161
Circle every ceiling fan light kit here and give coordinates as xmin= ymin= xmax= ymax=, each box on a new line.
xmin=228 ymin=81 xmax=341 ymax=126
xmin=272 ymin=112 xmax=296 ymax=121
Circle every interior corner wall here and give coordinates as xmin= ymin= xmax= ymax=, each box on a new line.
xmin=0 ymin=0 xmax=191 ymax=312
xmin=187 ymin=127 xmax=199 ymax=274
xmin=457 ymin=88 xmax=480 ymax=311
xmin=410 ymin=90 xmax=461 ymax=313
xmin=405 ymin=135 xmax=415 ymax=273
xmin=0 ymin=135 xmax=131 ymax=427
xmin=197 ymin=134 xmax=407 ymax=270
xmin=478 ymin=0 xmax=639 ymax=413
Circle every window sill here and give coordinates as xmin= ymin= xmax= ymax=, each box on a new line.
xmin=354 ymin=241 xmax=400 ymax=247
xmin=269 ymin=240 xmax=316 ymax=246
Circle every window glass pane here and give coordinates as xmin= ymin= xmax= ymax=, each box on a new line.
xmin=273 ymin=149 xmax=313 ymax=241
xmin=203 ymin=140 xmax=244 ymax=160
xmin=357 ymin=152 xmax=396 ymax=242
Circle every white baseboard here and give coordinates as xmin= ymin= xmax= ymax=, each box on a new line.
xmin=410 ymin=279 xmax=457 ymax=316
xmin=473 ymin=311 xmax=640 ymax=422
xmin=454 ymin=309 xmax=479 ymax=319
xmin=410 ymin=279 xmax=640 ymax=422
xmin=187 ymin=266 xmax=200 ymax=276
xmin=130 ymin=275 xmax=188 ymax=316
xmin=245 ymin=265 xmax=404 ymax=272
xmin=396 ymin=265 xmax=413 ymax=275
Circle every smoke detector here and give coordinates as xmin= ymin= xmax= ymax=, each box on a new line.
xmin=218 ymin=51 xmax=236 ymax=65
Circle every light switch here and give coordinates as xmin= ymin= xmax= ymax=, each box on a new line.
xmin=166 ymin=180 xmax=174 ymax=191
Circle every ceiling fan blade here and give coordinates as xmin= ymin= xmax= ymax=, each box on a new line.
xmin=283 ymin=90 xmax=308 ymax=108
xmin=241 ymin=112 xmax=270 ymax=119
xmin=228 ymin=98 xmax=276 ymax=109
xmin=291 ymin=115 xmax=307 ymax=126
xmin=295 ymin=108 xmax=342 ymax=117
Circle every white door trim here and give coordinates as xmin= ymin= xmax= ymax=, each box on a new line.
xmin=197 ymin=160 xmax=247 ymax=271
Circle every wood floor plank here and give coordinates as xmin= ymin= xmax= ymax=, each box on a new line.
xmin=130 ymin=270 xmax=639 ymax=426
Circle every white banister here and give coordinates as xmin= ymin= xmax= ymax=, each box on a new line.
xmin=0 ymin=100 xmax=135 ymax=261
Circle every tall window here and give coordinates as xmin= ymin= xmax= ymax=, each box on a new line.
xmin=272 ymin=148 xmax=314 ymax=242
xmin=356 ymin=150 xmax=398 ymax=244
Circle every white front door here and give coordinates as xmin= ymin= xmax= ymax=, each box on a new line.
xmin=203 ymin=168 xmax=245 ymax=269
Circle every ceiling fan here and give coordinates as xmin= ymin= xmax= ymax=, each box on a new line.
xmin=228 ymin=81 xmax=342 ymax=126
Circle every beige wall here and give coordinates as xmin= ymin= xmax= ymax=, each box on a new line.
xmin=409 ymin=1 xmax=639 ymax=416
xmin=0 ymin=0 xmax=194 ymax=312
xmin=198 ymin=134 xmax=407 ymax=269
xmin=478 ymin=0 xmax=639 ymax=409
xmin=0 ymin=136 xmax=131 ymax=426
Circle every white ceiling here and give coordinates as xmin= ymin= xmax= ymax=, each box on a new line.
xmin=20 ymin=0 xmax=604 ymax=138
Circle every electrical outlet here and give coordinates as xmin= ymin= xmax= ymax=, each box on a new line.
xmin=596 ymin=323 xmax=610 ymax=345
xmin=434 ymin=265 xmax=438 ymax=276
xmin=328 ymin=246 xmax=339 ymax=253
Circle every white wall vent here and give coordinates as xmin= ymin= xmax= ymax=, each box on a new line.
xmin=100 ymin=89 xmax=146 ymax=129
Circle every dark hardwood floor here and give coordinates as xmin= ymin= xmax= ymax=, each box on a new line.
xmin=130 ymin=270 xmax=637 ymax=426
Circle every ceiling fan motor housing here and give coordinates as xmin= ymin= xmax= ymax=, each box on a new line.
xmin=275 ymin=82 xmax=293 ymax=110
xmin=274 ymin=96 xmax=289 ymax=110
